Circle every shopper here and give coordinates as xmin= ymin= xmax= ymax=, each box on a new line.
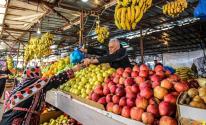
xmin=81 ymin=38 xmax=131 ymax=68
xmin=0 ymin=67 xmax=11 ymax=99
xmin=0 ymin=65 xmax=80 ymax=125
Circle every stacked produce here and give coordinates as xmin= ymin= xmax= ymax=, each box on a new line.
xmin=60 ymin=64 xmax=115 ymax=98
xmin=162 ymin=0 xmax=188 ymax=17
xmin=40 ymin=115 xmax=81 ymax=125
xmin=89 ymin=64 xmax=190 ymax=125
xmin=42 ymin=57 xmax=71 ymax=78
xmin=24 ymin=32 xmax=54 ymax=62
xmin=179 ymin=87 xmax=206 ymax=109
xmin=175 ymin=67 xmax=194 ymax=81
xmin=114 ymin=0 xmax=152 ymax=30
xmin=6 ymin=56 xmax=14 ymax=70
xmin=95 ymin=25 xmax=109 ymax=43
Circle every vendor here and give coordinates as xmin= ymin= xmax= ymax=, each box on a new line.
xmin=81 ymin=38 xmax=131 ymax=68
xmin=0 ymin=66 xmax=11 ymax=100
xmin=0 ymin=65 xmax=80 ymax=125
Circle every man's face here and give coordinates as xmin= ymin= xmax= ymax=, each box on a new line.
xmin=108 ymin=41 xmax=119 ymax=54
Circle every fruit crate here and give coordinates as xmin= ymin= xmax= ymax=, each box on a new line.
xmin=40 ymin=111 xmax=62 ymax=124
xmin=46 ymin=90 xmax=145 ymax=125
xmin=177 ymin=92 xmax=206 ymax=122
xmin=179 ymin=117 xmax=204 ymax=125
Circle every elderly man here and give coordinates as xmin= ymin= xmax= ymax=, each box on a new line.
xmin=81 ymin=39 xmax=131 ymax=68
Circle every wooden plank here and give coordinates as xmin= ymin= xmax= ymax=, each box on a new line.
xmin=7 ymin=8 xmax=44 ymax=16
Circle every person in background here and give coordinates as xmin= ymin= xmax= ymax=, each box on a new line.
xmin=0 ymin=66 xmax=11 ymax=100
xmin=0 ymin=65 xmax=80 ymax=125
xmin=81 ymin=38 xmax=131 ymax=69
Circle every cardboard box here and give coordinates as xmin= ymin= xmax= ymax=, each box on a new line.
xmin=177 ymin=93 xmax=206 ymax=122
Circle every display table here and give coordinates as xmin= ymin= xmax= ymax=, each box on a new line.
xmin=46 ymin=90 xmax=144 ymax=125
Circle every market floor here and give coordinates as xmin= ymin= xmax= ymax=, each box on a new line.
xmin=0 ymin=101 xmax=3 ymax=121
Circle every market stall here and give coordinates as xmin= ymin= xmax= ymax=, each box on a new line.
xmin=0 ymin=0 xmax=205 ymax=125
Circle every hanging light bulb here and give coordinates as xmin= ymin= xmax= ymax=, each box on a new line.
xmin=37 ymin=27 xmax=41 ymax=34
xmin=81 ymin=0 xmax=88 ymax=2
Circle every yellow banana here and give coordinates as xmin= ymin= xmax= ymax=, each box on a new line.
xmin=115 ymin=20 xmax=121 ymax=29
xmin=125 ymin=20 xmax=131 ymax=30
xmin=121 ymin=22 xmax=126 ymax=30
xmin=132 ymin=22 xmax=137 ymax=30
xmin=122 ymin=0 xmax=128 ymax=7
xmin=139 ymin=0 xmax=144 ymax=8
xmin=135 ymin=10 xmax=143 ymax=23
xmin=121 ymin=7 xmax=126 ymax=24
xmin=131 ymin=5 xmax=135 ymax=23
xmin=117 ymin=8 xmax=122 ymax=22
xmin=134 ymin=5 xmax=140 ymax=19
xmin=127 ymin=7 xmax=131 ymax=22
xmin=132 ymin=0 xmax=137 ymax=5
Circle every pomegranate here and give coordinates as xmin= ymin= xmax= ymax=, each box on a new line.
xmin=115 ymin=87 xmax=125 ymax=97
xmin=119 ymin=97 xmax=127 ymax=106
xmin=161 ymin=79 xmax=173 ymax=89
xmin=116 ymin=68 xmax=124 ymax=75
xmin=103 ymin=86 xmax=110 ymax=95
xmin=141 ymin=112 xmax=155 ymax=124
xmin=134 ymin=76 xmax=145 ymax=85
xmin=135 ymin=96 xmax=148 ymax=110
xmin=126 ymin=92 xmax=136 ymax=99
xmin=130 ymin=107 xmax=144 ymax=121
xmin=119 ymin=77 xmax=125 ymax=84
xmin=139 ymin=80 xmax=152 ymax=89
xmin=147 ymin=104 xmax=159 ymax=117
xmin=167 ymin=74 xmax=180 ymax=82
xmin=140 ymin=88 xmax=153 ymax=99
xmin=113 ymin=76 xmax=120 ymax=84
xmin=112 ymin=95 xmax=120 ymax=104
xmin=126 ymin=98 xmax=135 ymax=107
xmin=159 ymin=101 xmax=176 ymax=116
xmin=131 ymin=84 xmax=140 ymax=94
xmin=159 ymin=116 xmax=177 ymax=125
xmin=174 ymin=82 xmax=189 ymax=92
xmin=91 ymin=93 xmax=100 ymax=102
xmin=131 ymin=71 xmax=139 ymax=78
xmin=164 ymin=94 xmax=177 ymax=104
xmin=106 ymin=94 xmax=113 ymax=103
xmin=139 ymin=70 xmax=149 ymax=78
xmin=112 ymin=104 xmax=122 ymax=114
xmin=124 ymin=77 xmax=134 ymax=86
xmin=154 ymin=86 xmax=168 ymax=100
xmin=98 ymin=97 xmax=106 ymax=105
xmin=125 ymin=67 xmax=132 ymax=73
xmin=121 ymin=106 xmax=131 ymax=118
xmin=106 ymin=102 xmax=114 ymax=112
xmin=94 ymin=85 xmax=103 ymax=96
xmin=109 ymin=85 xmax=117 ymax=94
xmin=122 ymin=71 xmax=131 ymax=78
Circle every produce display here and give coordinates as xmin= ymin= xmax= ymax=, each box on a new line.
xmin=60 ymin=64 xmax=115 ymax=98
xmin=40 ymin=115 xmax=82 ymax=125
xmin=179 ymin=87 xmax=206 ymax=109
xmin=175 ymin=67 xmax=194 ymax=81
xmin=6 ymin=56 xmax=14 ymax=70
xmin=42 ymin=57 xmax=71 ymax=78
xmin=24 ymin=32 xmax=54 ymax=62
xmin=162 ymin=0 xmax=188 ymax=17
xmin=114 ymin=0 xmax=152 ymax=30
xmin=95 ymin=24 xmax=109 ymax=43
xmin=88 ymin=64 xmax=191 ymax=125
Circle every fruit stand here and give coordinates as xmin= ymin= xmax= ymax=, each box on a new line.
xmin=0 ymin=0 xmax=205 ymax=125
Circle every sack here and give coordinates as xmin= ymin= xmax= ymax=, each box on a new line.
xmin=70 ymin=48 xmax=84 ymax=64
xmin=194 ymin=0 xmax=206 ymax=19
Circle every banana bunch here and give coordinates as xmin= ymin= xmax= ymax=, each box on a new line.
xmin=176 ymin=67 xmax=193 ymax=81
xmin=24 ymin=32 xmax=54 ymax=62
xmin=162 ymin=0 xmax=188 ymax=17
xmin=95 ymin=25 xmax=110 ymax=43
xmin=115 ymin=0 xmax=152 ymax=30
xmin=6 ymin=56 xmax=13 ymax=70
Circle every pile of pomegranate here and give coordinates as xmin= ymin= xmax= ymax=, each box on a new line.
xmin=89 ymin=64 xmax=190 ymax=125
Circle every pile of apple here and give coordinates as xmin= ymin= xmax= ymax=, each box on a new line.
xmin=89 ymin=64 xmax=190 ymax=125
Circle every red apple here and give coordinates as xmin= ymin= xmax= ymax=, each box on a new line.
xmin=108 ymin=81 xmax=115 ymax=88
xmin=98 ymin=97 xmax=106 ymax=105
xmin=140 ymin=88 xmax=153 ymax=99
xmin=152 ymin=81 xmax=160 ymax=88
xmin=156 ymin=71 xmax=165 ymax=79
xmin=147 ymin=104 xmax=159 ymax=116
xmin=119 ymin=77 xmax=125 ymax=84
xmin=104 ymin=77 xmax=111 ymax=84
xmin=155 ymin=65 xmax=164 ymax=72
xmin=161 ymin=79 xmax=173 ymax=89
xmin=131 ymin=84 xmax=140 ymax=94
xmin=122 ymin=71 xmax=130 ymax=78
xmin=131 ymin=71 xmax=139 ymax=78
xmin=88 ymin=91 xmax=93 ymax=100
xmin=136 ymin=96 xmax=148 ymax=110
xmin=126 ymin=92 xmax=136 ymax=99
xmin=112 ymin=95 xmax=120 ymax=104
xmin=125 ymin=67 xmax=132 ymax=73
xmin=159 ymin=116 xmax=177 ymax=125
xmin=113 ymin=104 xmax=122 ymax=114
xmin=164 ymin=94 xmax=177 ymax=104
xmin=103 ymin=86 xmax=110 ymax=95
xmin=149 ymin=70 xmax=155 ymax=75
xmin=121 ymin=106 xmax=131 ymax=118
xmin=125 ymin=86 xmax=132 ymax=93
xmin=149 ymin=97 xmax=160 ymax=105
xmin=116 ymin=84 xmax=124 ymax=88
xmin=139 ymin=70 xmax=149 ymax=78
xmin=119 ymin=97 xmax=127 ymax=106
xmin=154 ymin=86 xmax=168 ymax=100
xmin=174 ymin=82 xmax=189 ymax=92
xmin=126 ymin=98 xmax=135 ymax=107
xmin=115 ymin=87 xmax=125 ymax=97
xmin=151 ymin=75 xmax=161 ymax=82
xmin=139 ymin=80 xmax=152 ymax=90
xmin=106 ymin=102 xmax=114 ymax=112
xmin=116 ymin=68 xmax=124 ymax=75
xmin=94 ymin=85 xmax=103 ymax=95
xmin=91 ymin=93 xmax=100 ymax=102
xmin=124 ymin=77 xmax=134 ymax=86
xmin=167 ymin=74 xmax=180 ymax=82
xmin=133 ymin=65 xmax=140 ymax=72
xmin=134 ymin=76 xmax=145 ymax=84
xmin=113 ymin=76 xmax=120 ymax=84
xmin=109 ymin=85 xmax=117 ymax=94
xmin=159 ymin=101 xmax=176 ymax=116
xmin=106 ymin=94 xmax=113 ymax=103
xmin=130 ymin=107 xmax=144 ymax=121
xmin=141 ymin=112 xmax=155 ymax=124
xmin=140 ymin=64 xmax=149 ymax=71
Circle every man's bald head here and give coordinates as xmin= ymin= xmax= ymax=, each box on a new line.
xmin=108 ymin=39 xmax=120 ymax=54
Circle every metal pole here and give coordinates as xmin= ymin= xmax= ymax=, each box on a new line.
xmin=79 ymin=10 xmax=84 ymax=46
xmin=140 ymin=27 xmax=144 ymax=63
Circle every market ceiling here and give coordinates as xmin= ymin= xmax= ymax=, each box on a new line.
xmin=0 ymin=0 xmax=205 ymax=57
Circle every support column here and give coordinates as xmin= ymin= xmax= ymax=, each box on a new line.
xmin=140 ymin=27 xmax=144 ymax=63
